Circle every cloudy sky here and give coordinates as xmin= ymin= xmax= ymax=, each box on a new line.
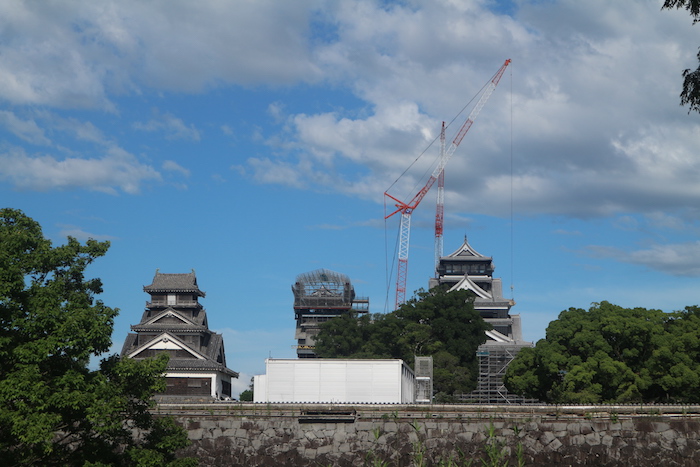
xmin=2 ymin=0 xmax=699 ymax=396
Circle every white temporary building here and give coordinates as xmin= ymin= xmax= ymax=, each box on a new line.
xmin=253 ymin=359 xmax=416 ymax=404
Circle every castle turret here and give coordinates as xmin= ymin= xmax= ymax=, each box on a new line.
xmin=431 ymin=237 xmax=533 ymax=403
xmin=121 ymin=270 xmax=238 ymax=400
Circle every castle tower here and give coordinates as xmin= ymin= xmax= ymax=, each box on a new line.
xmin=120 ymin=270 xmax=238 ymax=400
xmin=430 ymin=237 xmax=533 ymax=403
xmin=292 ymin=268 xmax=369 ymax=358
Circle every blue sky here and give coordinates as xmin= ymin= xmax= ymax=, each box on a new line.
xmin=2 ymin=0 xmax=700 ymax=396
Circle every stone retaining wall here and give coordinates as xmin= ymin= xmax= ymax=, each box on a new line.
xmin=159 ymin=403 xmax=700 ymax=466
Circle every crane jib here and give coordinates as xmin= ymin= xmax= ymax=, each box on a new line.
xmin=386 ymin=59 xmax=511 ymax=309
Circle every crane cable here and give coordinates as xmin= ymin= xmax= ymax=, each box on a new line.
xmin=509 ymin=62 xmax=515 ymax=302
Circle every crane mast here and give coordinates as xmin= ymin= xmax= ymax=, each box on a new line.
xmin=385 ymin=59 xmax=511 ymax=310
xmin=434 ymin=123 xmax=446 ymax=275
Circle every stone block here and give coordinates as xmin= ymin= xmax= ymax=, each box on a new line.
xmin=200 ymin=420 xmax=219 ymax=430
xmin=222 ymin=428 xmax=237 ymax=438
xmin=188 ymin=428 xmax=204 ymax=440
xmin=580 ymin=422 xmax=593 ymax=435
xmin=602 ymin=435 xmax=614 ymax=447
xmin=567 ymin=423 xmax=581 ymax=434
xmin=456 ymin=431 xmax=474 ymax=442
xmin=424 ymin=438 xmax=440 ymax=449
xmin=356 ymin=421 xmax=374 ymax=431
xmin=317 ymin=444 xmax=333 ymax=455
xmin=585 ymin=432 xmax=601 ymax=446
xmin=540 ymin=431 xmax=556 ymax=445
xmin=384 ymin=422 xmax=398 ymax=432
xmin=464 ymin=423 xmax=480 ymax=433
xmin=652 ymin=422 xmax=671 ymax=433
xmin=216 ymin=419 xmax=233 ymax=430
xmin=661 ymin=429 xmax=677 ymax=441
xmin=548 ymin=438 xmax=563 ymax=451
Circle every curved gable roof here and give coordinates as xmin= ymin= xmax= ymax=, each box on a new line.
xmin=448 ymin=274 xmax=492 ymax=299
xmin=444 ymin=236 xmax=491 ymax=260
xmin=143 ymin=269 xmax=205 ymax=296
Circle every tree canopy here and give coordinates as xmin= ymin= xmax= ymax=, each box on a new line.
xmin=663 ymin=0 xmax=700 ymax=112
xmin=0 ymin=208 xmax=194 ymax=466
xmin=504 ymin=301 xmax=700 ymax=404
xmin=314 ymin=287 xmax=490 ymax=400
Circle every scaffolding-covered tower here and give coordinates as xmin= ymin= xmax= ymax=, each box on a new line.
xmin=292 ymin=268 xmax=369 ymax=358
xmin=429 ymin=237 xmax=534 ymax=403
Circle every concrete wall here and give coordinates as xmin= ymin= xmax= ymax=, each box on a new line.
xmin=159 ymin=403 xmax=700 ymax=466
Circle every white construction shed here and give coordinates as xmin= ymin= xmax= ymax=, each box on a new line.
xmin=253 ymin=359 xmax=415 ymax=404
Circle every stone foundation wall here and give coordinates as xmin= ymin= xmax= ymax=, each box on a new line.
xmin=158 ymin=403 xmax=700 ymax=466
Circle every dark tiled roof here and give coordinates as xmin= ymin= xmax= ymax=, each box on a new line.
xmin=120 ymin=330 xmax=237 ymax=378
xmin=121 ymin=333 xmax=137 ymax=356
xmin=168 ymin=358 xmax=238 ymax=377
xmin=143 ymin=270 xmax=205 ymax=296
xmin=131 ymin=324 xmax=207 ymax=332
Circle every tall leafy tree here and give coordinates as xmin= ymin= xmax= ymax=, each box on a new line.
xmin=314 ymin=287 xmax=490 ymax=399
xmin=663 ymin=0 xmax=700 ymax=112
xmin=0 ymin=208 xmax=194 ymax=466
xmin=504 ymin=301 xmax=700 ymax=404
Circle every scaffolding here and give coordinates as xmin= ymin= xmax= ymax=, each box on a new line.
xmin=414 ymin=356 xmax=433 ymax=403
xmin=292 ymin=269 xmax=355 ymax=309
xmin=456 ymin=343 xmax=536 ymax=404
xmin=292 ymin=268 xmax=368 ymax=358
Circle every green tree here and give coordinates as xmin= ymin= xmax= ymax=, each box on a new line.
xmin=504 ymin=301 xmax=700 ymax=404
xmin=314 ymin=287 xmax=490 ymax=397
xmin=662 ymin=0 xmax=700 ymax=112
xmin=0 ymin=208 xmax=195 ymax=466
xmin=239 ymin=377 xmax=254 ymax=402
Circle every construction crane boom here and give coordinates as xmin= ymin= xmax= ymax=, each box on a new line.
xmin=385 ymin=59 xmax=511 ymax=309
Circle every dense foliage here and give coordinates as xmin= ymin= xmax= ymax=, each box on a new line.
xmin=314 ymin=287 xmax=490 ymax=400
xmin=663 ymin=0 xmax=700 ymax=112
xmin=0 ymin=208 xmax=194 ymax=466
xmin=504 ymin=301 xmax=700 ymax=404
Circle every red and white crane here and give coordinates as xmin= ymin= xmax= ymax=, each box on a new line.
xmin=434 ymin=124 xmax=446 ymax=276
xmin=384 ymin=59 xmax=511 ymax=309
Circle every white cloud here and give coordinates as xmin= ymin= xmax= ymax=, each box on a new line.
xmin=0 ymin=0 xmax=324 ymax=109
xmin=162 ymin=160 xmax=191 ymax=177
xmin=2 ymin=0 xmax=700 ymax=224
xmin=244 ymin=0 xmax=700 ymax=224
xmin=0 ymin=146 xmax=161 ymax=194
xmin=133 ymin=111 xmax=200 ymax=141
xmin=41 ymin=113 xmax=109 ymax=145
xmin=586 ymin=241 xmax=700 ymax=277
xmin=0 ymin=110 xmax=51 ymax=145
